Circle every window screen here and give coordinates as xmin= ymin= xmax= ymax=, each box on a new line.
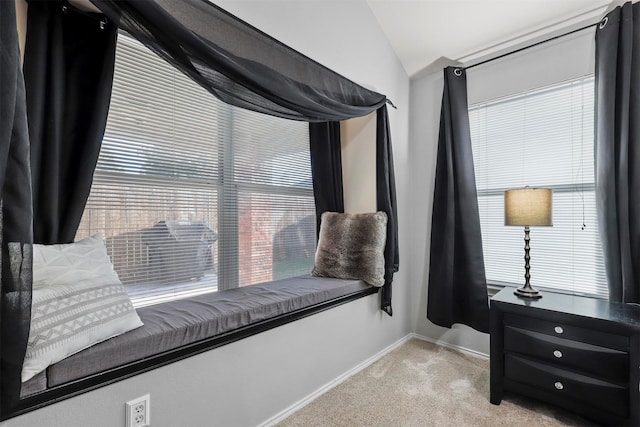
xmin=469 ymin=76 xmax=607 ymax=298
xmin=76 ymin=33 xmax=315 ymax=307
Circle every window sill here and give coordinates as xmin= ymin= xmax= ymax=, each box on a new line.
xmin=8 ymin=276 xmax=377 ymax=420
xmin=487 ymin=281 xmax=608 ymax=300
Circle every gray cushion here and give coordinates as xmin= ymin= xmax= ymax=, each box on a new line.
xmin=20 ymin=370 xmax=46 ymax=397
xmin=312 ymin=212 xmax=387 ymax=286
xmin=47 ymin=275 xmax=368 ymax=386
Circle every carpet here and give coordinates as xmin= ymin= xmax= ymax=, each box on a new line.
xmin=277 ymin=338 xmax=597 ymax=427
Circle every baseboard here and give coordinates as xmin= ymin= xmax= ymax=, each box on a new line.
xmin=257 ymin=333 xmax=414 ymax=427
xmin=410 ymin=333 xmax=489 ymax=360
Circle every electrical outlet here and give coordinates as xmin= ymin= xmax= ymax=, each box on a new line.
xmin=126 ymin=394 xmax=150 ymax=427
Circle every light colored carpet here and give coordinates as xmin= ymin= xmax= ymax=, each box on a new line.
xmin=277 ymin=338 xmax=597 ymax=427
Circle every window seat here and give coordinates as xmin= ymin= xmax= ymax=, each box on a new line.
xmin=21 ymin=276 xmax=371 ymax=397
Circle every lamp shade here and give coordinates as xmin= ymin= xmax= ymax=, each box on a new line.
xmin=505 ymin=187 xmax=553 ymax=226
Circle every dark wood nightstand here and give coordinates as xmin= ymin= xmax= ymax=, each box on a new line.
xmin=490 ymin=288 xmax=640 ymax=426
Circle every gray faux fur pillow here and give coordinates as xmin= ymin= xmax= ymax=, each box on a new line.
xmin=312 ymin=211 xmax=387 ymax=287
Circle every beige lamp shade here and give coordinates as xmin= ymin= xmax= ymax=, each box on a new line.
xmin=504 ymin=187 xmax=553 ymax=226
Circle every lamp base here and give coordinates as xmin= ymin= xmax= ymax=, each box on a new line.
xmin=514 ymin=226 xmax=542 ymax=299
xmin=514 ymin=285 xmax=542 ymax=299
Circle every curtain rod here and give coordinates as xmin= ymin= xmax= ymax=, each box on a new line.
xmin=465 ymin=21 xmax=600 ymax=70
xmin=62 ymin=1 xmax=109 ymax=29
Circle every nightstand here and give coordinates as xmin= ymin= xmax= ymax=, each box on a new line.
xmin=490 ymin=288 xmax=640 ymax=426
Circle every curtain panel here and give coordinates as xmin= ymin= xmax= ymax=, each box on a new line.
xmin=309 ymin=122 xmax=345 ymax=236
xmin=24 ymin=1 xmax=117 ymax=244
xmin=427 ymin=67 xmax=489 ymax=333
xmin=595 ymin=1 xmax=640 ymax=303
xmin=0 ymin=1 xmax=34 ymax=416
xmin=377 ymin=106 xmax=399 ymax=315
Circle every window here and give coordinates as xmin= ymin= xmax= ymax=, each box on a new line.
xmin=76 ymin=33 xmax=315 ymax=307
xmin=469 ymin=76 xmax=607 ymax=298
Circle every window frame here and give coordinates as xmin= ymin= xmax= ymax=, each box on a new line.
xmin=469 ymin=76 xmax=606 ymax=299
xmin=78 ymin=31 xmax=317 ymax=303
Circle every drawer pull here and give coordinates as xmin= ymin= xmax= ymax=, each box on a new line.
xmin=554 ymin=326 xmax=564 ymax=334
xmin=554 ymin=381 xmax=564 ymax=390
xmin=553 ymin=350 xmax=563 ymax=358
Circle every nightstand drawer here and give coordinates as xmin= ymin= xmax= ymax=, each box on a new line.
xmin=505 ymin=354 xmax=628 ymax=417
xmin=504 ymin=325 xmax=628 ymax=381
xmin=504 ymin=313 xmax=628 ymax=351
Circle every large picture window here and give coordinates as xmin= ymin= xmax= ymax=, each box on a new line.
xmin=76 ymin=33 xmax=315 ymax=307
xmin=469 ymin=76 xmax=607 ymax=298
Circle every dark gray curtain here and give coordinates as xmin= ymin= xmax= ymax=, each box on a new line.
xmin=24 ymin=1 xmax=117 ymax=244
xmin=377 ymin=106 xmax=399 ymax=316
xmin=309 ymin=122 xmax=344 ymax=235
xmin=89 ymin=0 xmax=388 ymax=122
xmin=0 ymin=1 xmax=34 ymax=415
xmin=595 ymin=2 xmax=640 ymax=303
xmin=427 ymin=67 xmax=489 ymax=333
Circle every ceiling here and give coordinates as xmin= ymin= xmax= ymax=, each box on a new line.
xmin=366 ymin=0 xmax=615 ymax=77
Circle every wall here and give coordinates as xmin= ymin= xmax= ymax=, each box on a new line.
xmin=14 ymin=0 xmax=26 ymax=61
xmin=409 ymin=29 xmax=596 ymax=356
xmin=3 ymin=1 xmax=411 ymax=426
xmin=341 ymin=113 xmax=377 ymax=213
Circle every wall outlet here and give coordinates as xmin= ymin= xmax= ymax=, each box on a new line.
xmin=126 ymin=394 xmax=150 ymax=427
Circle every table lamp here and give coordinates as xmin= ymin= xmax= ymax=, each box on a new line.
xmin=505 ymin=187 xmax=553 ymax=299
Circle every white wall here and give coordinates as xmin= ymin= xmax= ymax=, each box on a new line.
xmin=409 ymin=28 xmax=596 ymax=356
xmin=467 ymin=30 xmax=596 ymax=105
xmin=3 ymin=1 xmax=411 ymax=426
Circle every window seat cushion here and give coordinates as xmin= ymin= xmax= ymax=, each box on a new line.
xmin=46 ymin=275 xmax=369 ymax=387
xmin=21 ymin=371 xmax=46 ymax=397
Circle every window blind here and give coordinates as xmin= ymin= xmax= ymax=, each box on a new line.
xmin=469 ymin=77 xmax=607 ymax=298
xmin=76 ymin=33 xmax=314 ymax=307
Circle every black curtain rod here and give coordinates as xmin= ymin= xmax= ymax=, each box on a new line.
xmin=62 ymin=1 xmax=109 ymax=28
xmin=465 ymin=20 xmax=600 ymax=70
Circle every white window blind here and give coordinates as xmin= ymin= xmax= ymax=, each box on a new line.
xmin=469 ymin=76 xmax=607 ymax=298
xmin=76 ymin=33 xmax=315 ymax=307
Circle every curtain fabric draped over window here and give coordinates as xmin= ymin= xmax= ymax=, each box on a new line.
xmin=377 ymin=106 xmax=399 ymax=315
xmin=309 ymin=122 xmax=345 ymax=236
xmin=24 ymin=1 xmax=117 ymax=245
xmin=90 ymin=0 xmax=400 ymax=314
xmin=595 ymin=1 xmax=640 ymax=303
xmin=89 ymin=0 xmax=388 ymax=122
xmin=427 ymin=67 xmax=489 ymax=333
xmin=0 ymin=1 xmax=34 ymax=415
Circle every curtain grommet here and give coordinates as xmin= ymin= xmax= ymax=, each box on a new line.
xmin=454 ymin=68 xmax=463 ymax=77
xmin=62 ymin=5 xmax=68 ymax=13
xmin=599 ymin=16 xmax=608 ymax=30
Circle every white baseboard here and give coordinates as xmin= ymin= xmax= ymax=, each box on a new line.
xmin=257 ymin=332 xmax=488 ymax=426
xmin=257 ymin=333 xmax=414 ymax=427
xmin=410 ymin=333 xmax=489 ymax=360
